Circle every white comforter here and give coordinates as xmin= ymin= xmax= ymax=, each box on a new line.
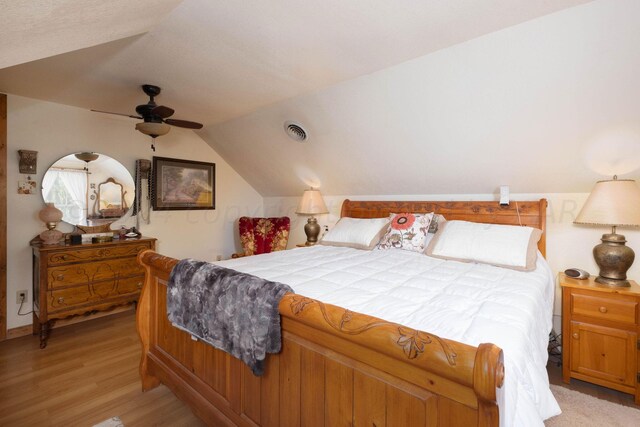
xmin=220 ymin=245 xmax=561 ymax=426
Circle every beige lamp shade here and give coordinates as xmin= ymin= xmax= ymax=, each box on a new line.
xmin=39 ymin=203 xmax=63 ymax=225
xmin=296 ymin=189 xmax=328 ymax=215
xmin=39 ymin=203 xmax=64 ymax=245
xmin=575 ymin=178 xmax=640 ymax=227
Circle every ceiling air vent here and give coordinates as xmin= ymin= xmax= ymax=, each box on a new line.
xmin=284 ymin=122 xmax=308 ymax=142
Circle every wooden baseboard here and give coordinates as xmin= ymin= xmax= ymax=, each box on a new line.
xmin=7 ymin=324 xmax=32 ymax=339
xmin=4 ymin=305 xmax=135 ymax=341
xmin=53 ymin=304 xmax=135 ymax=328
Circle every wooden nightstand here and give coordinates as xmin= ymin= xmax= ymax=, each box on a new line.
xmin=560 ymin=273 xmax=640 ymax=404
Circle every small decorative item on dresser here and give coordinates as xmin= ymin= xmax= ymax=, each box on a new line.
xmin=574 ymin=176 xmax=640 ymax=287
xmin=295 ymin=188 xmax=328 ymax=246
xmin=560 ymin=272 xmax=640 ymax=404
xmin=92 ymin=235 xmax=113 ymax=243
xmin=38 ymin=203 xmax=63 ymax=245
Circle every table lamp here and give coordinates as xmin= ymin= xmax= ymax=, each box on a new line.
xmin=296 ymin=189 xmax=328 ymax=246
xmin=39 ymin=203 xmax=64 ymax=245
xmin=574 ymin=176 xmax=640 ymax=286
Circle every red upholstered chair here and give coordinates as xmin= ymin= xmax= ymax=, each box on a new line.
xmin=231 ymin=217 xmax=291 ymax=258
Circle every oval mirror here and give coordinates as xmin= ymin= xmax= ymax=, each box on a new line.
xmin=41 ymin=153 xmax=135 ymax=226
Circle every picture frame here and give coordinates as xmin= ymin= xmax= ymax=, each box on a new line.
xmin=152 ymin=156 xmax=215 ymax=210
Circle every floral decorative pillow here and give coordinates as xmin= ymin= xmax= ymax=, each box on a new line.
xmin=377 ymin=213 xmax=434 ymax=252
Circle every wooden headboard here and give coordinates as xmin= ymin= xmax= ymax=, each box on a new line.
xmin=340 ymin=199 xmax=548 ymax=257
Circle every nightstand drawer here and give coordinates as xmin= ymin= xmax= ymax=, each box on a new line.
xmin=572 ymin=292 xmax=637 ymax=325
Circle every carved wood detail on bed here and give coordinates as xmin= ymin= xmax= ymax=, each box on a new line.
xmin=136 ymin=199 xmax=546 ymax=426
xmin=137 ymin=251 xmax=504 ymax=426
xmin=287 ymin=295 xmax=459 ymax=365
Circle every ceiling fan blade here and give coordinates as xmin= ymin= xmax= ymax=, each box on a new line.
xmin=151 ymin=105 xmax=175 ymax=119
xmin=164 ymin=118 xmax=204 ymax=129
xmin=91 ymin=109 xmax=142 ymax=119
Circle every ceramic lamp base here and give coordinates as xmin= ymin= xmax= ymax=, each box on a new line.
xmin=304 ymin=216 xmax=321 ymax=245
xmin=40 ymin=229 xmax=63 ymax=245
xmin=595 ymin=276 xmax=631 ymax=287
xmin=593 ymin=232 xmax=634 ymax=287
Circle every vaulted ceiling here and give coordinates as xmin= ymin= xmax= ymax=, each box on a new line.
xmin=0 ymin=0 xmax=183 ymax=69
xmin=0 ymin=0 xmax=590 ymax=125
xmin=4 ymin=0 xmax=628 ymax=198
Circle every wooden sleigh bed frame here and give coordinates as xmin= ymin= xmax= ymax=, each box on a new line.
xmin=136 ymin=199 xmax=547 ymax=426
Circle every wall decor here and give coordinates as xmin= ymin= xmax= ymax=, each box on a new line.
xmin=152 ymin=156 xmax=215 ymax=210
xmin=18 ymin=179 xmax=37 ymax=194
xmin=18 ymin=149 xmax=38 ymax=174
xmin=133 ymin=159 xmax=152 ymax=228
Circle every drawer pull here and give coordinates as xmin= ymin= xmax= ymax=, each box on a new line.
xmin=56 ymin=275 xmax=64 ymax=281
xmin=599 ymin=306 xmax=608 ymax=313
xmin=57 ymin=297 xmax=65 ymax=304
xmin=61 ymin=255 xmax=68 ymax=260
xmin=572 ymin=333 xmax=579 ymax=339
xmin=137 ymin=282 xmax=143 ymax=289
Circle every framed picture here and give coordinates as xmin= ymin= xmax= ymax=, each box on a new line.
xmin=152 ymin=156 xmax=215 ymax=210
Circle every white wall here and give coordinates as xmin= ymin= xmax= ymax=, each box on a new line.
xmin=6 ymin=95 xmax=263 ymax=330
xmin=203 ymin=0 xmax=640 ymax=197
xmin=265 ymin=192 xmax=640 ymax=332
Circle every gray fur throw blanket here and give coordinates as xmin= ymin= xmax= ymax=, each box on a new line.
xmin=167 ymin=258 xmax=293 ymax=376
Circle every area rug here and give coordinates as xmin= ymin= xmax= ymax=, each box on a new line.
xmin=92 ymin=417 xmax=124 ymax=427
xmin=546 ymin=385 xmax=640 ymax=426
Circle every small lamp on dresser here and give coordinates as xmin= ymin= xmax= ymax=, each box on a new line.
xmin=574 ymin=176 xmax=640 ymax=287
xmin=38 ymin=203 xmax=63 ymax=245
xmin=296 ymin=188 xmax=328 ymax=246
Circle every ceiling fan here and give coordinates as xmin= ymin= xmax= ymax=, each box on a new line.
xmin=92 ymin=84 xmax=203 ymax=151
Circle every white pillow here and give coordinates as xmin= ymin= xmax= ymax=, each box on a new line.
xmin=320 ymin=217 xmax=390 ymax=250
xmin=425 ymin=220 xmax=542 ymax=271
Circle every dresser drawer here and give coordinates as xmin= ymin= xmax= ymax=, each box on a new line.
xmin=571 ymin=292 xmax=637 ymax=325
xmin=47 ymin=257 xmax=144 ymax=289
xmin=47 ymin=276 xmax=143 ymax=312
xmin=46 ymin=243 xmax=152 ymax=266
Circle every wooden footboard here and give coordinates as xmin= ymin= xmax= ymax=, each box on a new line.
xmin=136 ymin=250 xmax=504 ymax=426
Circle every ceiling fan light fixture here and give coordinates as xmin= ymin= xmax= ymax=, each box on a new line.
xmin=136 ymin=122 xmax=171 ymax=137
xmin=74 ymin=152 xmax=99 ymax=162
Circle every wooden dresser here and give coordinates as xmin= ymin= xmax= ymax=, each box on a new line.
xmin=31 ymin=237 xmax=156 ymax=348
xmin=560 ymin=273 xmax=640 ymax=404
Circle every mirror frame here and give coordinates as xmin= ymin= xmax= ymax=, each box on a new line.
xmin=94 ymin=177 xmax=128 ymax=218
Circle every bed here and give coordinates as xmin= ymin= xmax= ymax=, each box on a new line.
xmin=136 ymin=199 xmax=557 ymax=426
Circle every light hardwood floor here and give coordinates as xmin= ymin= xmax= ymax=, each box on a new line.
xmin=2 ymin=310 xmax=638 ymax=426
xmin=0 ymin=309 xmax=204 ymax=427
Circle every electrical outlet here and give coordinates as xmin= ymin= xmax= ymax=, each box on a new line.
xmin=16 ymin=290 xmax=27 ymax=304
xmin=216 ymin=255 xmax=223 ymax=261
